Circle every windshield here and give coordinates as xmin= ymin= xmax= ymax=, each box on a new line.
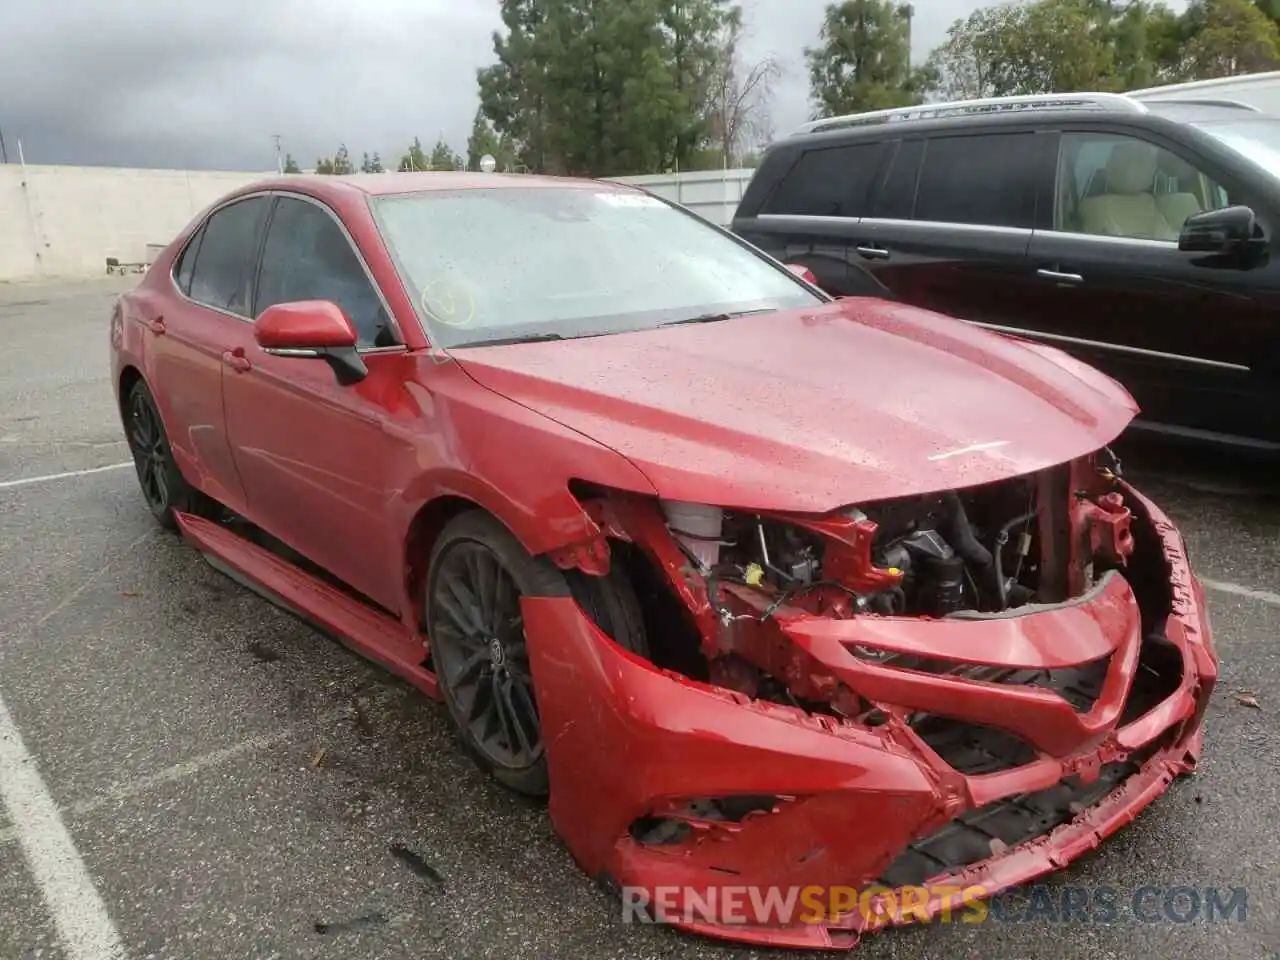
xmin=1193 ymin=118 xmax=1280 ymax=182
xmin=368 ymin=187 xmax=821 ymax=347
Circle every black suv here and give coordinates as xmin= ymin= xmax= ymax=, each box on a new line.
xmin=732 ymin=93 xmax=1280 ymax=454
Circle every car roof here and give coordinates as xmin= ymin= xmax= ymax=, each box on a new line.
xmin=243 ymin=171 xmax=633 ymax=198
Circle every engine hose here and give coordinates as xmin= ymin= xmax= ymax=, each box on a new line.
xmin=994 ymin=509 xmax=1039 ymax=610
xmin=940 ymin=491 xmax=993 ymax=568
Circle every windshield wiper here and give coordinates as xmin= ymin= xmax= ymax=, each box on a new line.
xmin=451 ymin=332 xmax=565 ymax=348
xmin=662 ymin=308 xmax=777 ymax=327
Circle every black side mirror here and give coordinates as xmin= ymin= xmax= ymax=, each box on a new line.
xmin=1178 ymin=205 xmax=1264 ymax=261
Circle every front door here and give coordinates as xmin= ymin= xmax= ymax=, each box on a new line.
xmin=221 ymin=194 xmax=406 ymax=613
xmin=1022 ymin=130 xmax=1276 ymax=447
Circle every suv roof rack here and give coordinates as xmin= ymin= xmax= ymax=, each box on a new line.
xmin=793 ymin=92 xmax=1149 ymax=136
xmin=1140 ymin=96 xmax=1262 ymax=112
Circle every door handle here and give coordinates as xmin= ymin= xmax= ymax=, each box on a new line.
xmin=1036 ymin=268 xmax=1084 ymax=285
xmin=221 ymin=350 xmax=252 ymax=373
xmin=855 ymin=245 xmax=890 ymax=261
xmin=145 ymin=315 xmax=166 ymax=335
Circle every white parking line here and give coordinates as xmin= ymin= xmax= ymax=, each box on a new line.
xmin=0 ymin=694 xmax=125 ymax=960
xmin=1202 ymin=578 xmax=1280 ymax=608
xmin=0 ymin=461 xmax=133 ymax=491
xmin=0 ymin=724 xmax=305 ymax=849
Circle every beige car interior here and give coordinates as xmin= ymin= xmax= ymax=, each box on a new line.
xmin=1063 ymin=139 xmax=1224 ymax=242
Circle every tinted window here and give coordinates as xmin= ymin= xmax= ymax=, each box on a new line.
xmin=187 ymin=198 xmax=268 ymax=314
xmin=873 ymin=139 xmax=924 ymax=219
xmin=762 ymin=143 xmax=884 ymax=217
xmin=255 ymin=198 xmax=395 ymax=348
xmin=174 ymin=230 xmax=202 ymax=295
xmin=1056 ymin=132 xmax=1231 ymax=239
xmin=914 ymin=133 xmax=1039 ymax=228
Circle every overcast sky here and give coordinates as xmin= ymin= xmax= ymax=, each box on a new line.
xmin=2 ymin=0 xmax=984 ymax=171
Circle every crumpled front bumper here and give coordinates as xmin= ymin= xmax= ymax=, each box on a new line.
xmin=520 ymin=482 xmax=1218 ymax=950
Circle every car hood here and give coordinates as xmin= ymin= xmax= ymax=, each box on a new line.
xmin=450 ymin=298 xmax=1137 ymax=512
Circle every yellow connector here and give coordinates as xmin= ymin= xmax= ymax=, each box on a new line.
xmin=743 ymin=563 xmax=765 ymax=586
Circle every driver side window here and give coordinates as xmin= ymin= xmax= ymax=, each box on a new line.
xmin=255 ymin=197 xmax=397 ymax=348
xmin=1055 ymin=133 xmax=1230 ymax=242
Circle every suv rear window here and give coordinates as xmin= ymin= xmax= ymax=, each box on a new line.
xmin=762 ymin=143 xmax=884 ymax=217
xmin=914 ymin=133 xmax=1039 ymax=229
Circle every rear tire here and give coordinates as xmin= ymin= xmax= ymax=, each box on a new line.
xmin=425 ymin=511 xmax=648 ymax=796
xmin=123 ymin=379 xmax=210 ymax=530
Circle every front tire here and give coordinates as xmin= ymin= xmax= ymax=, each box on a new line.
xmin=124 ymin=379 xmax=205 ymax=530
xmin=426 ymin=511 xmax=647 ymax=796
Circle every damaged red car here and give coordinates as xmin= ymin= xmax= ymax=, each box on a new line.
xmin=110 ymin=173 xmax=1217 ymax=950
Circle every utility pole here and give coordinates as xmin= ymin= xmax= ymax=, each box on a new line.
xmin=0 ymin=127 xmax=7 ymax=163
xmin=272 ymin=134 xmax=283 ymax=174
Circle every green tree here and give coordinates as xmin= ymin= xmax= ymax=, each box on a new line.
xmin=478 ymin=0 xmax=554 ymax=172
xmin=477 ymin=0 xmax=729 ymax=176
xmin=658 ymin=0 xmax=736 ymax=171
xmin=806 ymin=1 xmax=923 ymax=117
xmin=923 ymin=0 xmax=1117 ymax=99
xmin=429 ymin=137 xmax=463 ymax=170
xmin=315 ymin=144 xmax=355 ymax=175
xmin=543 ymin=0 xmax=687 ymax=174
xmin=466 ymin=110 xmax=517 ymax=170
xmin=397 ymin=137 xmax=430 ymax=172
xmin=360 ymin=151 xmax=384 ymax=173
xmin=282 ymin=153 xmax=301 ymax=174
xmin=1181 ymin=0 xmax=1280 ymax=77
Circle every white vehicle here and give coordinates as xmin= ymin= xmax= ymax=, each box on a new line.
xmin=1128 ymin=71 xmax=1280 ymax=115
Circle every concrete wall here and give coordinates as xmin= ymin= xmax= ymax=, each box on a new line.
xmin=0 ymin=164 xmax=756 ymax=283
xmin=615 ymin=168 xmax=754 ymax=227
xmin=0 ymin=164 xmax=271 ymax=282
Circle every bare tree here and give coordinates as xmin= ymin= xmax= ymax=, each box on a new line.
xmin=705 ymin=7 xmax=784 ymax=168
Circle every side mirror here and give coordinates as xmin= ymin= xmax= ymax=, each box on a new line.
xmin=1178 ymin=205 xmax=1265 ymax=264
xmin=784 ymin=263 xmax=819 ymax=286
xmin=254 ymin=301 xmax=367 ymax=384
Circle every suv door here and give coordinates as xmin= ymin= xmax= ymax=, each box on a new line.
xmin=220 ymin=194 xmax=407 ymax=614
xmin=732 ymin=139 xmax=891 ymax=296
xmin=858 ymin=130 xmax=1053 ymax=328
xmin=153 ymin=195 xmax=271 ymax=514
xmin=1023 ymin=128 xmax=1275 ymax=447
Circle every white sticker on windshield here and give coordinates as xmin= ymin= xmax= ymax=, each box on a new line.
xmin=595 ymin=192 xmax=665 ymax=208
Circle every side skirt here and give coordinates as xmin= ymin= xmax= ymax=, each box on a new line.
xmin=174 ymin=510 xmax=440 ymax=700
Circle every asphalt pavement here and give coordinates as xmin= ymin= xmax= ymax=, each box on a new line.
xmin=0 ymin=278 xmax=1277 ymax=960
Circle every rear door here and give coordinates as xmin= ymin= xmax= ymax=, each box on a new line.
xmin=732 ymin=139 xmax=890 ymax=296
xmin=220 ymin=194 xmax=407 ymax=614
xmin=858 ymin=130 xmax=1053 ymax=328
xmin=150 ymin=195 xmax=271 ymax=514
xmin=1023 ymin=127 xmax=1276 ymax=446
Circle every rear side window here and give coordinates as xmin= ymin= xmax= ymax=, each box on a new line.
xmin=762 ymin=142 xmax=884 ymax=217
xmin=173 ymin=231 xmax=202 ymax=295
xmin=914 ymin=133 xmax=1039 ymax=229
xmin=188 ymin=197 xmax=269 ymax=315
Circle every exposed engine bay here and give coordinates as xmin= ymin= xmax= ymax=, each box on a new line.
xmin=563 ymin=447 xmax=1154 ymax=725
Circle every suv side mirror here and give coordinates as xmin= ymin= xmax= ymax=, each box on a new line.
xmin=254 ymin=301 xmax=367 ymax=384
xmin=1178 ymin=205 xmax=1265 ymax=263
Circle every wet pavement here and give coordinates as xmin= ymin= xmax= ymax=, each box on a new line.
xmin=0 ymin=278 xmax=1277 ymax=959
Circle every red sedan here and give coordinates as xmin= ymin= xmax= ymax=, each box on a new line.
xmin=109 ymin=173 xmax=1216 ymax=949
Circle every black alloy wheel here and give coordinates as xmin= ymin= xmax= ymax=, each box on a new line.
xmin=426 ymin=511 xmax=648 ymax=796
xmin=124 ymin=379 xmax=205 ymax=530
xmin=431 ymin=540 xmax=543 ymax=773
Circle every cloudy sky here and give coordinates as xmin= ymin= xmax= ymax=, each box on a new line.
xmin=2 ymin=0 xmax=981 ymax=172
